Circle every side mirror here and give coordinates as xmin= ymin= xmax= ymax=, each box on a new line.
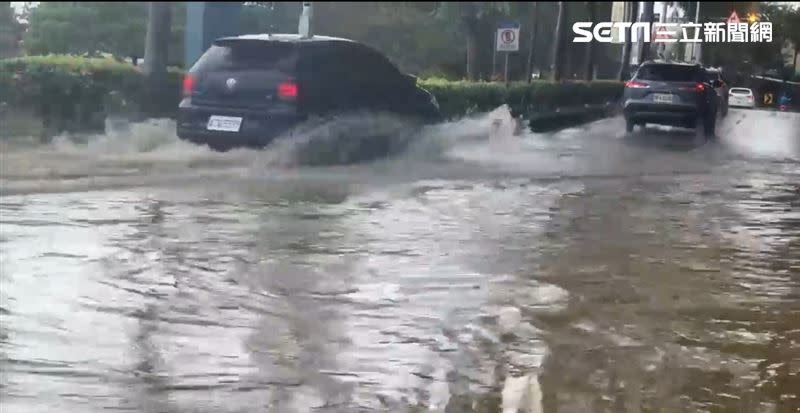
xmin=402 ymin=73 xmax=417 ymax=88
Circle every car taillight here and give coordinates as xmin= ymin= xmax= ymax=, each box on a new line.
xmin=695 ymin=83 xmax=705 ymax=92
xmin=747 ymin=95 xmax=753 ymax=100
xmin=624 ymin=80 xmax=649 ymax=89
xmin=277 ymin=81 xmax=298 ymax=99
xmin=182 ymin=74 xmax=194 ymax=97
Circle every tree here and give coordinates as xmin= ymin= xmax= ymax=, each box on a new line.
xmin=525 ymin=2 xmax=539 ymax=83
xmin=241 ymin=2 xmax=302 ymax=34
xmin=143 ymin=2 xmax=171 ymax=113
xmin=584 ymin=1 xmax=596 ymax=80
xmin=0 ymin=2 xmax=24 ymax=58
xmin=639 ymin=1 xmax=655 ymax=62
xmin=24 ymin=3 xmax=147 ymax=58
xmin=432 ymin=2 xmax=517 ymax=80
xmin=461 ymin=2 xmax=480 ymax=80
xmin=618 ymin=2 xmax=637 ymax=80
xmin=22 ymin=2 xmax=185 ymax=65
xmin=760 ymin=4 xmax=800 ymax=74
xmin=551 ymin=2 xmax=567 ymax=81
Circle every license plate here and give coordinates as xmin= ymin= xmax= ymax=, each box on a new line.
xmin=207 ymin=116 xmax=243 ymax=132
xmin=653 ymin=94 xmax=673 ymax=104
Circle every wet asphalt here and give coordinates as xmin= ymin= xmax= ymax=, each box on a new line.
xmin=0 ymin=107 xmax=798 ymax=412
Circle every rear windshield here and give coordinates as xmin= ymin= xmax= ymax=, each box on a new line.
xmin=636 ymin=64 xmax=703 ymax=82
xmin=730 ymin=88 xmax=751 ymax=95
xmin=190 ymin=40 xmax=296 ymax=73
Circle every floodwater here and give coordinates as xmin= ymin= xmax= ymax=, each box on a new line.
xmin=1 ymin=108 xmax=798 ymax=413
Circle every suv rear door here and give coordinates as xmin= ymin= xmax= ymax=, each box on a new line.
xmin=188 ymin=39 xmax=298 ymax=110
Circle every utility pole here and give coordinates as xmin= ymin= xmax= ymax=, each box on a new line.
xmin=299 ymin=2 xmax=313 ymax=38
xmin=143 ymin=2 xmax=171 ymax=114
xmin=658 ymin=1 xmax=668 ymax=59
xmin=693 ymin=1 xmax=701 ymax=63
xmin=551 ymin=2 xmax=567 ymax=81
xmin=619 ymin=1 xmax=635 ymax=81
xmin=639 ymin=2 xmax=655 ymax=62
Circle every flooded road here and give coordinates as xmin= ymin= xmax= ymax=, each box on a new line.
xmin=1 ymin=108 xmax=799 ymax=412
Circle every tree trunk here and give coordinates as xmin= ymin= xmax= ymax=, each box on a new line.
xmin=526 ymin=2 xmax=539 ymax=83
xmin=551 ymin=2 xmax=567 ymax=81
xmin=639 ymin=2 xmax=655 ymax=63
xmin=465 ymin=25 xmax=478 ymax=81
xmin=794 ymin=47 xmax=798 ymax=74
xmin=461 ymin=2 xmax=479 ymax=81
xmin=617 ymin=1 xmax=634 ymax=82
xmin=143 ymin=2 xmax=171 ymax=114
xmin=584 ymin=1 xmax=596 ymax=81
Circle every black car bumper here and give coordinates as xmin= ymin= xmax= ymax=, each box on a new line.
xmin=623 ymin=101 xmax=706 ymax=127
xmin=176 ymin=102 xmax=301 ymax=151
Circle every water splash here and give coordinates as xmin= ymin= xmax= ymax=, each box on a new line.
xmin=0 ymin=106 xmax=526 ymax=193
xmin=256 ymin=111 xmax=423 ymax=167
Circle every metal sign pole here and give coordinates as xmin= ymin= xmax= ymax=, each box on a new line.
xmin=496 ymin=21 xmax=520 ymax=86
xmin=694 ymin=1 xmax=702 ymax=63
xmin=504 ymin=53 xmax=510 ymax=86
xmin=299 ymin=2 xmax=313 ymax=38
xmin=493 ymin=35 xmax=497 ymax=79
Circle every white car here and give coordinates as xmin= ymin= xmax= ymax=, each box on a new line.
xmin=729 ymin=87 xmax=756 ymax=108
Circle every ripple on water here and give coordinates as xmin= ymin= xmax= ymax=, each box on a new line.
xmin=2 ymin=110 xmax=799 ymax=412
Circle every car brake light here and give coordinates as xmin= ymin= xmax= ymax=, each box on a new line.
xmin=182 ymin=74 xmax=194 ymax=97
xmin=624 ymin=80 xmax=649 ymax=89
xmin=695 ymin=83 xmax=705 ymax=92
xmin=277 ymin=81 xmax=298 ymax=99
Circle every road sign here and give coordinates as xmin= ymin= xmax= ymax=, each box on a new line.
xmin=727 ymin=11 xmax=740 ymax=24
xmin=655 ymin=25 xmax=672 ymax=41
xmin=764 ymin=93 xmax=773 ymax=105
xmin=496 ymin=22 xmax=520 ymax=52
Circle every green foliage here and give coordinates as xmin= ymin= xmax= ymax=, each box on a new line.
xmin=24 ymin=3 xmax=146 ymax=57
xmin=22 ymin=2 xmax=186 ymax=66
xmin=1 ymin=56 xmax=622 ymax=136
xmin=418 ymin=78 xmax=624 ymax=119
xmin=684 ymin=2 xmax=800 ymax=73
xmin=0 ymin=2 xmax=23 ymax=58
xmin=0 ymin=55 xmax=182 ymax=135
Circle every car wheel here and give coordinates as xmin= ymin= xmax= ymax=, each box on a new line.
xmin=703 ymin=114 xmax=716 ymax=139
xmin=694 ymin=116 xmax=706 ymax=139
xmin=207 ymin=142 xmax=232 ymax=152
xmin=625 ymin=117 xmax=634 ymax=133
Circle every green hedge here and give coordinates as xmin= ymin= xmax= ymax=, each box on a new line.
xmin=418 ymin=78 xmax=624 ymax=120
xmin=0 ymin=55 xmax=182 ymax=136
xmin=0 ymin=55 xmax=624 ymax=137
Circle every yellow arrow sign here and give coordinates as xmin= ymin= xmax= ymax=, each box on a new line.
xmin=764 ymin=93 xmax=773 ymax=105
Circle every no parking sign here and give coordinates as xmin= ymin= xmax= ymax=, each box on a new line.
xmin=496 ymin=21 xmax=520 ymax=52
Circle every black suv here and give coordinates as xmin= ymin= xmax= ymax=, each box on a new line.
xmin=623 ymin=61 xmax=719 ymax=137
xmin=177 ymin=34 xmax=441 ymax=151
